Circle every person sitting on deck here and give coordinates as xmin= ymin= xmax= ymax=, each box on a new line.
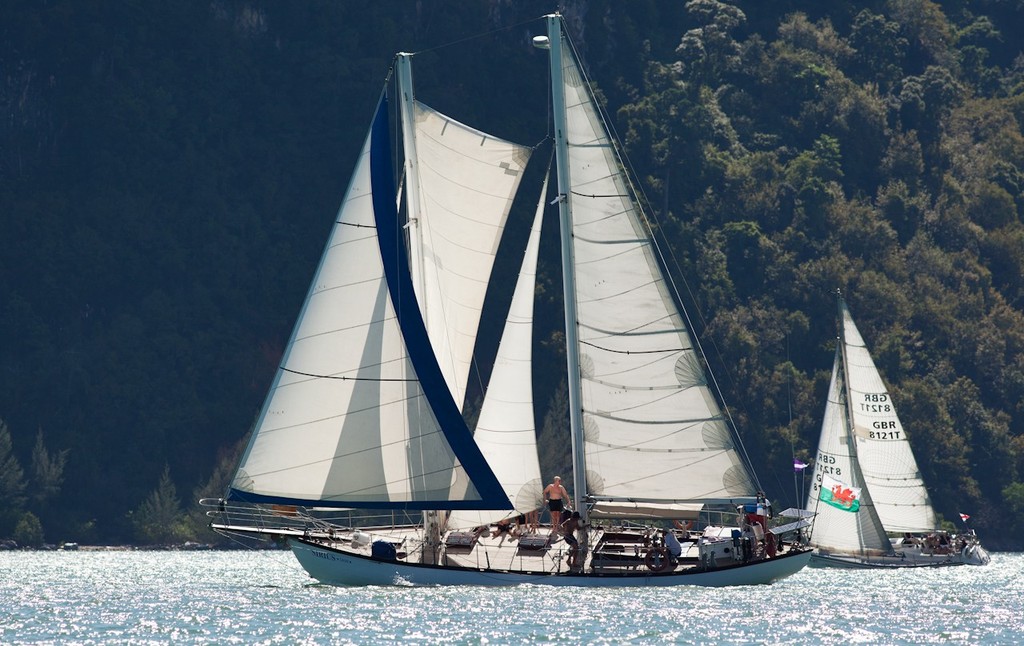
xmin=663 ymin=529 xmax=683 ymax=564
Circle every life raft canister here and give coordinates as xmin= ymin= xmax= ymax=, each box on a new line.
xmin=645 ymin=546 xmax=670 ymax=572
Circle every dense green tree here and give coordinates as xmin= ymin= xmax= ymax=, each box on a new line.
xmin=848 ymin=9 xmax=908 ymax=91
xmin=131 ymin=466 xmax=193 ymax=545
xmin=30 ymin=430 xmax=68 ymax=507
xmin=537 ymin=380 xmax=572 ymax=491
xmin=13 ymin=512 xmax=45 ymax=548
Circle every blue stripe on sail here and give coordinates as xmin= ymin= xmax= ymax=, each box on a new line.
xmin=226 ymin=488 xmax=516 ymax=510
xmin=368 ymin=97 xmax=511 ymax=512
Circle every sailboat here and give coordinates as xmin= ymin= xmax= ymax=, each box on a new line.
xmin=203 ymin=14 xmax=811 ymax=586
xmin=804 ymin=293 xmax=990 ymax=568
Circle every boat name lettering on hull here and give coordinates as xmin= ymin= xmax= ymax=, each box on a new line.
xmin=310 ymin=549 xmax=351 ymax=564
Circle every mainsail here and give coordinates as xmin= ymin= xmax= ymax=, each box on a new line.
xmin=228 ymin=98 xmax=509 ymax=510
xmin=839 ymin=303 xmax=938 ymax=533
xmin=550 ymin=21 xmax=756 ymax=517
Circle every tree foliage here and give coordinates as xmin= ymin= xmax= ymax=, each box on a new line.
xmin=131 ymin=465 xmax=193 ymax=545
xmin=1 ymin=0 xmax=1023 ymax=548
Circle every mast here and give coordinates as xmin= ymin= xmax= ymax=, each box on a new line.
xmin=397 ymin=53 xmax=426 ymax=304
xmin=544 ymin=14 xmax=589 ymax=520
xmin=397 ymin=52 xmax=443 ymax=563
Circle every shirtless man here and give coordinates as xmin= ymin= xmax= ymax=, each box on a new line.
xmin=543 ymin=476 xmax=570 ymax=530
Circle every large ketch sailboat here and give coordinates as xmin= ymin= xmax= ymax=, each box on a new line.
xmin=204 ymin=14 xmax=811 ymax=587
xmin=804 ymin=293 xmax=990 ymax=568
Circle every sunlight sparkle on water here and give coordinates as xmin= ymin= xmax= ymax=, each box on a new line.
xmin=1 ymin=551 xmax=1022 ymax=644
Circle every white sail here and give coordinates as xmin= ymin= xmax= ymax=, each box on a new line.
xmin=806 ymin=349 xmax=892 ymax=555
xmin=555 ymin=36 xmax=755 ymax=515
xmin=404 ymin=99 xmax=531 ymax=411
xmin=840 ymin=303 xmax=938 ymax=533
xmin=448 ymin=175 xmax=548 ymax=530
xmin=229 ymin=100 xmax=507 ymax=510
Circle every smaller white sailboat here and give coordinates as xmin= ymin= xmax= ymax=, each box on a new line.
xmin=804 ymin=293 xmax=990 ymax=568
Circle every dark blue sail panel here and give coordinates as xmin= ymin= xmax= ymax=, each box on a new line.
xmin=368 ymin=97 xmax=512 ymax=512
xmin=227 ymin=489 xmax=515 ymax=510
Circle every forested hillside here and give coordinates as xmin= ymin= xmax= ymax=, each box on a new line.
xmin=2 ymin=0 xmax=1023 ymax=549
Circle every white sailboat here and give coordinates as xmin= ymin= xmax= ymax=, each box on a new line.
xmin=204 ymin=14 xmax=811 ymax=586
xmin=805 ymin=293 xmax=990 ymax=568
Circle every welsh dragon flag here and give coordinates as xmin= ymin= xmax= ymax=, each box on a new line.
xmin=819 ymin=475 xmax=861 ymax=513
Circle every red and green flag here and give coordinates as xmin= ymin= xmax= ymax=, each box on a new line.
xmin=819 ymin=475 xmax=861 ymax=513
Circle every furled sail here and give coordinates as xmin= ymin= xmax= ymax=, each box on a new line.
xmin=840 ymin=302 xmax=938 ymax=533
xmin=447 ymin=174 xmax=549 ymax=530
xmin=403 ymin=98 xmax=531 ymax=412
xmin=806 ymin=348 xmax=892 ymax=554
xmin=554 ymin=33 xmax=756 ymax=515
xmin=228 ymin=97 xmax=509 ymax=510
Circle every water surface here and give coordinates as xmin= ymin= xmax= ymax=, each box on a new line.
xmin=2 ymin=550 xmax=1021 ymax=644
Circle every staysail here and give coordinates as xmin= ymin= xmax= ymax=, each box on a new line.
xmin=839 ymin=301 xmax=938 ymax=533
xmin=806 ymin=348 xmax=892 ymax=555
xmin=447 ymin=174 xmax=549 ymax=530
xmin=551 ymin=22 xmax=756 ymax=517
xmin=228 ymin=97 xmax=509 ymax=510
xmin=399 ymin=78 xmax=531 ymax=411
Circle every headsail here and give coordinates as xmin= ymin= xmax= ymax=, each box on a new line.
xmin=228 ymin=97 xmax=509 ymax=511
xmin=806 ymin=348 xmax=892 ymax=555
xmin=447 ymin=173 xmax=549 ymax=530
xmin=398 ymin=54 xmax=531 ymax=412
xmin=549 ymin=20 xmax=756 ymax=516
xmin=839 ymin=301 xmax=938 ymax=533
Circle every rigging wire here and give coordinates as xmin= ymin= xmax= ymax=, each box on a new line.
xmin=405 ymin=17 xmax=544 ymax=57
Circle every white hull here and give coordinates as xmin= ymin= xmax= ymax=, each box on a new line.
xmin=809 ymin=543 xmax=990 ymax=569
xmin=288 ymin=537 xmax=811 ymax=587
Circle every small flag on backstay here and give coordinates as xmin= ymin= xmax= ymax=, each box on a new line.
xmin=793 ymin=459 xmax=809 ymax=471
xmin=959 ymin=513 xmax=970 ymax=522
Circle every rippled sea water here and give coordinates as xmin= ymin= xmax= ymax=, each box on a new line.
xmin=2 ymin=549 xmax=1022 ymax=644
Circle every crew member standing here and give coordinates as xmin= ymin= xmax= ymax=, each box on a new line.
xmin=543 ymin=475 xmax=570 ymax=531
